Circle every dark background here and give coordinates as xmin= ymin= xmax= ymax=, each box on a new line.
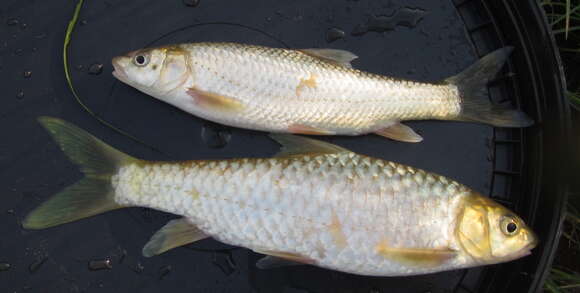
xmin=0 ymin=0 xmax=566 ymax=292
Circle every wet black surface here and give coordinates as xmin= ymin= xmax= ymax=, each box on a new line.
xmin=0 ymin=0 xmax=566 ymax=292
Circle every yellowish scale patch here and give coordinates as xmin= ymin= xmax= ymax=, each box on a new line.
xmin=188 ymin=188 xmax=200 ymax=199
xmin=328 ymin=211 xmax=348 ymax=249
xmin=295 ymin=73 xmax=318 ymax=97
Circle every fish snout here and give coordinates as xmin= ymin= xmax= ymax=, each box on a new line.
xmin=111 ymin=56 xmax=129 ymax=81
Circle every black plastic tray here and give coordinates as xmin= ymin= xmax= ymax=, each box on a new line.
xmin=0 ymin=0 xmax=569 ymax=292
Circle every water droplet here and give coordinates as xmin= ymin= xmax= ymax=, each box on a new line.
xmin=132 ymin=262 xmax=144 ymax=274
xmin=211 ymin=251 xmax=236 ymax=276
xmin=201 ymin=123 xmax=232 ymax=149
xmin=487 ymin=153 xmax=494 ymax=161
xmin=88 ymin=258 xmax=113 ymax=271
xmin=351 ymin=7 xmax=427 ymax=36
xmin=6 ymin=209 xmax=14 ymax=215
xmin=28 ymin=256 xmax=47 ymax=273
xmin=158 ymin=265 xmax=172 ymax=280
xmin=75 ymin=64 xmax=84 ymax=71
xmin=14 ymin=48 xmax=23 ymax=56
xmin=116 ymin=247 xmax=127 ymax=264
xmin=0 ymin=263 xmax=11 ymax=271
xmin=325 ymin=27 xmax=345 ymax=43
xmin=183 ymin=0 xmax=200 ymax=7
xmin=23 ymin=71 xmax=32 ymax=78
xmin=6 ymin=18 xmax=19 ymax=26
xmin=88 ymin=63 xmax=103 ymax=75
xmin=20 ymin=23 xmax=27 ymax=30
xmin=34 ymin=33 xmax=46 ymax=39
xmin=80 ymin=20 xmax=88 ymax=26
xmin=266 ymin=17 xmax=272 ymax=22
xmin=16 ymin=90 xmax=24 ymax=99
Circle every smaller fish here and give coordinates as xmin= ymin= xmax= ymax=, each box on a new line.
xmin=23 ymin=117 xmax=537 ymax=276
xmin=112 ymin=42 xmax=533 ymax=143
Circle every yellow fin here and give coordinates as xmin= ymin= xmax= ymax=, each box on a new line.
xmin=375 ymin=241 xmax=457 ymax=267
xmin=374 ymin=122 xmax=423 ymax=143
xmin=142 ymin=218 xmax=208 ymax=257
xmin=288 ymin=123 xmax=335 ymax=135
xmin=299 ymin=48 xmax=358 ymax=68
xmin=269 ymin=134 xmax=349 ymax=158
xmin=187 ymin=87 xmax=245 ymax=112
xmin=23 ymin=117 xmax=134 ymax=229
xmin=254 ymin=249 xmax=316 ymax=268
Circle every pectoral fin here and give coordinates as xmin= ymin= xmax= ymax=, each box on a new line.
xmin=375 ymin=241 xmax=457 ymax=267
xmin=187 ymin=87 xmax=245 ymax=112
xmin=142 ymin=218 xmax=208 ymax=257
xmin=299 ymin=48 xmax=358 ymax=68
xmin=374 ymin=123 xmax=423 ymax=143
xmin=254 ymin=249 xmax=316 ymax=269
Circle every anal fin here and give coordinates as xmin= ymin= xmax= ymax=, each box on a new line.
xmin=374 ymin=122 xmax=423 ymax=143
xmin=288 ymin=123 xmax=335 ymax=135
xmin=142 ymin=218 xmax=208 ymax=257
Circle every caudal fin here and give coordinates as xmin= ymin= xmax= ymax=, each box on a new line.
xmin=23 ymin=117 xmax=138 ymax=229
xmin=446 ymin=47 xmax=534 ymax=128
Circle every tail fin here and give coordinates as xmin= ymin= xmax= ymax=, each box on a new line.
xmin=446 ymin=47 xmax=534 ymax=128
xmin=23 ymin=117 xmax=138 ymax=229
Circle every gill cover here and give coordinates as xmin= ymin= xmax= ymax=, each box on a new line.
xmin=456 ymin=195 xmax=492 ymax=260
xmin=153 ymin=46 xmax=191 ymax=90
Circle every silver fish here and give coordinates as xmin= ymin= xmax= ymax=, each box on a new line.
xmin=24 ymin=117 xmax=537 ymax=276
xmin=112 ymin=42 xmax=532 ymax=142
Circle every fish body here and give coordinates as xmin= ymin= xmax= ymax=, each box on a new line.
xmin=112 ymin=43 xmax=533 ymax=142
xmin=24 ymin=118 xmax=537 ymax=276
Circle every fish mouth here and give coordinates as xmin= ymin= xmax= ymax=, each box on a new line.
xmin=111 ymin=57 xmax=128 ymax=82
xmin=512 ymin=240 xmax=537 ymax=259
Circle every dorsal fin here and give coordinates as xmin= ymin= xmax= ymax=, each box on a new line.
xmin=299 ymin=48 xmax=358 ymax=68
xmin=269 ymin=134 xmax=349 ymax=157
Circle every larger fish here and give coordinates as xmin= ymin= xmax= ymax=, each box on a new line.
xmin=112 ymin=42 xmax=532 ymax=142
xmin=24 ymin=117 xmax=537 ymax=276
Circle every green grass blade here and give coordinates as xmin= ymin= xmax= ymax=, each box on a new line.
xmin=565 ymin=0 xmax=570 ymax=39
xmin=63 ymin=0 xmax=163 ymax=154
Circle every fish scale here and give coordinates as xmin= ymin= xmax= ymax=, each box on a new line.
xmin=112 ymin=152 xmax=469 ymax=276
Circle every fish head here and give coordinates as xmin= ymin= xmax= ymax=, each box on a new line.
xmin=112 ymin=45 xmax=190 ymax=96
xmin=456 ymin=194 xmax=537 ymax=264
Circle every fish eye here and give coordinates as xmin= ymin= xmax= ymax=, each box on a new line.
xmin=500 ymin=216 xmax=519 ymax=236
xmin=133 ymin=54 xmax=149 ymax=67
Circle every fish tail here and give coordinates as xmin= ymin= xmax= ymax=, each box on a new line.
xmin=23 ymin=117 xmax=138 ymax=229
xmin=446 ymin=47 xmax=533 ymax=127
